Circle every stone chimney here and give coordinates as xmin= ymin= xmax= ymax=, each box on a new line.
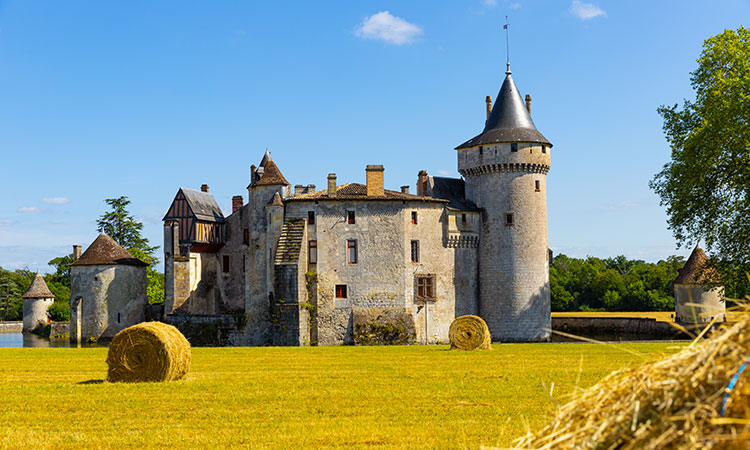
xmin=485 ymin=95 xmax=492 ymax=121
xmin=232 ymin=195 xmax=243 ymax=213
xmin=201 ymin=184 xmax=209 ymax=193
xmin=366 ymin=165 xmax=384 ymax=197
xmin=250 ymin=165 xmax=257 ymax=185
xmin=294 ymin=185 xmax=304 ymax=195
xmin=400 ymin=185 xmax=410 ymax=194
xmin=417 ymin=170 xmax=428 ymax=196
xmin=327 ymin=173 xmax=337 ymax=196
xmin=525 ymin=94 xmax=531 ymax=115
xmin=72 ymin=245 xmax=82 ymax=260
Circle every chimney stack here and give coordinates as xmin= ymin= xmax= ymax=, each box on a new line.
xmin=485 ymin=95 xmax=492 ymax=121
xmin=250 ymin=165 xmax=257 ymax=185
xmin=232 ymin=195 xmax=243 ymax=213
xmin=327 ymin=173 xmax=337 ymax=196
xmin=400 ymin=185 xmax=410 ymax=194
xmin=366 ymin=165 xmax=385 ymax=197
xmin=72 ymin=245 xmax=82 ymax=261
xmin=294 ymin=185 xmax=304 ymax=195
xmin=525 ymin=94 xmax=532 ymax=115
xmin=201 ymin=184 xmax=209 ymax=193
xmin=417 ymin=170 xmax=428 ymax=196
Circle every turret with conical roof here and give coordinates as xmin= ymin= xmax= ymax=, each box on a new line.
xmin=22 ymin=273 xmax=55 ymax=332
xmin=673 ymin=247 xmax=725 ymax=324
xmin=455 ymin=62 xmax=553 ymax=342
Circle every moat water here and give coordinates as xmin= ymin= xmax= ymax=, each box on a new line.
xmin=0 ymin=333 xmax=107 ymax=348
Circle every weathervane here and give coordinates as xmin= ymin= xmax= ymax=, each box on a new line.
xmin=504 ymin=15 xmax=511 ymax=74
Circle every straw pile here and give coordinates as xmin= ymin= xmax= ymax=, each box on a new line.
xmin=514 ymin=309 xmax=750 ymax=449
xmin=106 ymin=322 xmax=191 ymax=383
xmin=449 ymin=315 xmax=491 ymax=350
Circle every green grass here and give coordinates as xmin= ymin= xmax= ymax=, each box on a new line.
xmin=0 ymin=343 xmax=685 ymax=449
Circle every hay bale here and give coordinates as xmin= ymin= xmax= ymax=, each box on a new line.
xmin=449 ymin=315 xmax=491 ymax=350
xmin=106 ymin=322 xmax=191 ymax=383
xmin=514 ymin=308 xmax=750 ymax=449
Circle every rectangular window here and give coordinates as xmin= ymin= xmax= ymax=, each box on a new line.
xmin=505 ymin=212 xmax=514 ymax=226
xmin=535 ymin=180 xmax=541 ymax=192
xmin=243 ymin=229 xmax=249 ymax=245
xmin=223 ymin=255 xmax=230 ymax=273
xmin=411 ymin=240 xmax=419 ymax=263
xmin=461 ymin=213 xmax=466 ymax=223
xmin=511 ymin=143 xmax=518 ymax=152
xmin=309 ymin=240 xmax=317 ymax=264
xmin=479 ymin=146 xmax=483 ymax=155
xmin=411 ymin=211 xmax=418 ymax=224
xmin=542 ymin=145 xmax=547 ymax=154
xmin=415 ymin=276 xmax=435 ymax=301
xmin=308 ymin=211 xmax=315 ymax=225
xmin=335 ymin=284 xmax=347 ymax=299
xmin=347 ymin=240 xmax=357 ymax=264
xmin=347 ymin=210 xmax=356 ymax=224
xmin=243 ymin=255 xmax=246 ymax=271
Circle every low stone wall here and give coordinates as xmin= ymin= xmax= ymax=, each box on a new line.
xmin=0 ymin=322 xmax=22 ymax=333
xmin=50 ymin=322 xmax=70 ymax=339
xmin=551 ymin=316 xmax=721 ymax=341
xmin=164 ymin=314 xmax=243 ymax=347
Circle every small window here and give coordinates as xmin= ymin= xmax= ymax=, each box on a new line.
xmin=347 ymin=210 xmax=356 ymax=224
xmin=223 ymin=255 xmax=230 ymax=273
xmin=479 ymin=146 xmax=483 ymax=155
xmin=542 ymin=145 xmax=547 ymax=154
xmin=117 ymin=313 xmax=121 ymax=324
xmin=411 ymin=240 xmax=419 ymax=263
xmin=243 ymin=255 xmax=246 ymax=271
xmin=309 ymin=240 xmax=317 ymax=264
xmin=411 ymin=211 xmax=418 ymax=224
xmin=461 ymin=213 xmax=466 ymax=224
xmin=505 ymin=212 xmax=514 ymax=226
xmin=415 ymin=276 xmax=435 ymax=301
xmin=535 ymin=180 xmax=541 ymax=192
xmin=243 ymin=229 xmax=249 ymax=245
xmin=308 ymin=211 xmax=315 ymax=225
xmin=347 ymin=240 xmax=357 ymax=264
xmin=511 ymin=143 xmax=518 ymax=152
xmin=335 ymin=284 xmax=347 ymax=299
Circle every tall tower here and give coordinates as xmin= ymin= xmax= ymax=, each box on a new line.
xmin=456 ymin=64 xmax=552 ymax=342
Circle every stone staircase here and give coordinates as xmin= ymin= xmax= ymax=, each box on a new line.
xmin=275 ymin=219 xmax=305 ymax=264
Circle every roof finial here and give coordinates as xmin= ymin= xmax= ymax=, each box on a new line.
xmin=504 ymin=16 xmax=511 ymax=74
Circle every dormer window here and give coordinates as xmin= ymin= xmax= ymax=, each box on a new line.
xmin=511 ymin=143 xmax=518 ymax=152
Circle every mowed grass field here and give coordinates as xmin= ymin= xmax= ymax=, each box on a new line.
xmin=0 ymin=343 xmax=685 ymax=449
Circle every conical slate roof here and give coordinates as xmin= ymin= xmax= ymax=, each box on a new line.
xmin=255 ymin=160 xmax=290 ymax=186
xmin=674 ymin=247 xmax=721 ymax=285
xmin=22 ymin=273 xmax=55 ymax=299
xmin=456 ymin=71 xmax=551 ymax=149
xmin=259 ymin=148 xmax=272 ymax=168
xmin=70 ymin=233 xmax=147 ymax=267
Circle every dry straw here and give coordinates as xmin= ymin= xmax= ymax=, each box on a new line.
xmin=106 ymin=322 xmax=191 ymax=383
xmin=449 ymin=315 xmax=492 ymax=350
xmin=514 ymin=305 xmax=750 ymax=449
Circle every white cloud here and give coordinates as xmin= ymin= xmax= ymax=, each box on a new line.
xmin=569 ymin=0 xmax=606 ymax=20
xmin=436 ymin=169 xmax=453 ymax=176
xmin=355 ymin=11 xmax=423 ymax=45
xmin=41 ymin=197 xmax=71 ymax=205
xmin=0 ymin=220 xmax=17 ymax=227
xmin=482 ymin=0 xmax=498 ymax=6
xmin=18 ymin=206 xmax=40 ymax=213
xmin=510 ymin=2 xmax=521 ymax=9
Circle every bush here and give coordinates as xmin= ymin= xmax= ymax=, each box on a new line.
xmin=47 ymin=301 xmax=70 ymax=322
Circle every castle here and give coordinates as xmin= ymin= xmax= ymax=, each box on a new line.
xmin=161 ymin=64 xmax=553 ymax=345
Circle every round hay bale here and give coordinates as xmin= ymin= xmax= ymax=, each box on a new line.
xmin=106 ymin=322 xmax=191 ymax=383
xmin=449 ymin=315 xmax=491 ymax=350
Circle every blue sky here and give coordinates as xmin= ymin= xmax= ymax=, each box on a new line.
xmin=1 ymin=0 xmax=748 ymax=272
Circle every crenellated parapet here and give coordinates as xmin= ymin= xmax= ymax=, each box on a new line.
xmin=459 ymin=162 xmax=549 ymax=177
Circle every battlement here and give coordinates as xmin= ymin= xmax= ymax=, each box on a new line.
xmin=460 ymin=162 xmax=549 ymax=177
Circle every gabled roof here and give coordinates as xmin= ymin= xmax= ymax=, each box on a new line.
xmin=456 ymin=71 xmax=551 ymax=149
xmin=180 ymin=188 xmax=225 ymax=222
xmin=287 ymin=182 xmax=448 ymax=203
xmin=22 ymin=273 xmax=55 ymax=299
xmin=266 ymin=192 xmax=284 ymax=206
xmin=255 ymin=160 xmax=290 ymax=186
xmin=674 ymin=247 xmax=721 ymax=285
xmin=429 ymin=177 xmax=479 ymax=211
xmin=71 ymin=233 xmax=147 ymax=267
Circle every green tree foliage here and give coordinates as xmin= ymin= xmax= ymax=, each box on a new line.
xmin=47 ymin=253 xmax=74 ymax=287
xmin=0 ymin=268 xmax=33 ymax=321
xmin=550 ymin=254 xmax=683 ymax=312
xmin=650 ymin=26 xmax=750 ymax=297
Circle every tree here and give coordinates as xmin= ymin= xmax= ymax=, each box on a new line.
xmin=650 ymin=26 xmax=750 ymax=297
xmin=48 ymin=253 xmax=74 ymax=287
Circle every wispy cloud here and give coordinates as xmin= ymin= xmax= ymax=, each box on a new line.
xmin=569 ymin=0 xmax=606 ymax=20
xmin=18 ymin=206 xmax=40 ymax=213
xmin=0 ymin=220 xmax=17 ymax=227
xmin=355 ymin=11 xmax=423 ymax=45
xmin=436 ymin=169 xmax=453 ymax=176
xmin=41 ymin=197 xmax=71 ymax=205
xmin=481 ymin=0 xmax=498 ymax=6
xmin=510 ymin=2 xmax=521 ymax=9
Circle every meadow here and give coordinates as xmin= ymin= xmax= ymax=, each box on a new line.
xmin=0 ymin=343 xmax=684 ymax=449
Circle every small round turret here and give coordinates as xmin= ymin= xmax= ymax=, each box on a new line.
xmin=22 ymin=273 xmax=55 ymax=332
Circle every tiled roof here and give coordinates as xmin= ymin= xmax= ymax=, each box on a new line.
xmin=267 ymin=192 xmax=284 ymax=206
xmin=286 ymin=183 xmax=448 ymax=203
xmin=181 ymin=188 xmax=226 ymax=223
xmin=429 ymin=177 xmax=479 ymax=211
xmin=275 ymin=219 xmax=305 ymax=264
xmin=674 ymin=247 xmax=721 ymax=285
xmin=255 ymin=160 xmax=290 ymax=186
xmin=70 ymin=233 xmax=148 ymax=267
xmin=22 ymin=274 xmax=55 ymax=299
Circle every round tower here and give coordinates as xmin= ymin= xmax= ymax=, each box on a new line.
xmin=455 ymin=64 xmax=552 ymax=342
xmin=673 ymin=247 xmax=725 ymax=324
xmin=22 ymin=273 xmax=55 ymax=332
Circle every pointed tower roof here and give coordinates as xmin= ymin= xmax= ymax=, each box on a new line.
xmin=70 ymin=233 xmax=148 ymax=267
xmin=456 ymin=71 xmax=551 ymax=149
xmin=259 ymin=148 xmax=272 ymax=168
xmin=255 ymin=160 xmax=290 ymax=186
xmin=22 ymin=274 xmax=55 ymax=299
xmin=674 ymin=247 xmax=721 ymax=285
xmin=266 ymin=192 xmax=284 ymax=207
